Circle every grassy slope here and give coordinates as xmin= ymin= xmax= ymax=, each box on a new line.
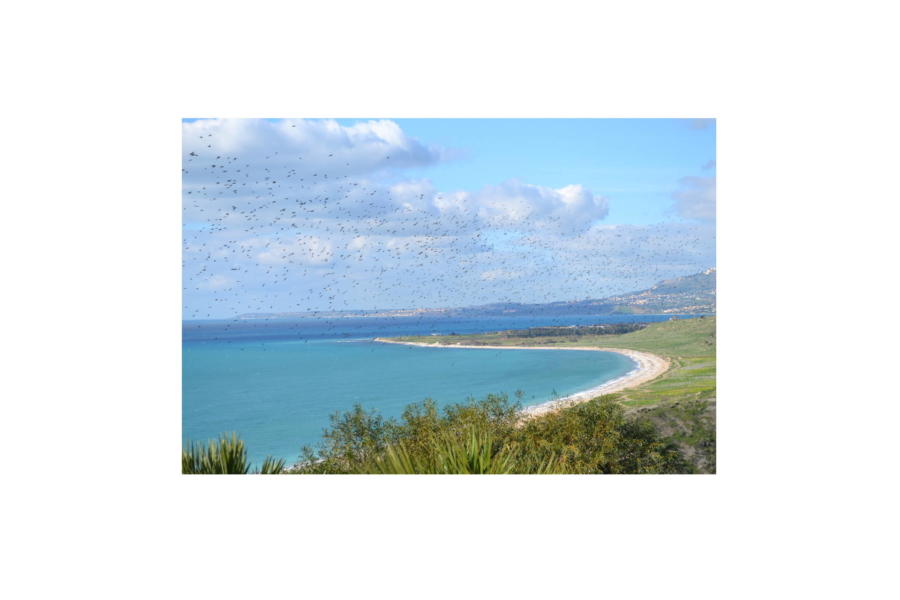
xmin=390 ymin=316 xmax=716 ymax=408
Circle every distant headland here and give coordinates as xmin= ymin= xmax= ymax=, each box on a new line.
xmin=235 ymin=268 xmax=716 ymax=320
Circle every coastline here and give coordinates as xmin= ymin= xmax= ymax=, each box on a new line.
xmin=372 ymin=338 xmax=670 ymax=418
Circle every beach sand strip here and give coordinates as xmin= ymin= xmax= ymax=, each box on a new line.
xmin=372 ymin=338 xmax=670 ymax=419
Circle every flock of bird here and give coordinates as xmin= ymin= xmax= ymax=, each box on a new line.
xmin=183 ymin=131 xmax=709 ymax=325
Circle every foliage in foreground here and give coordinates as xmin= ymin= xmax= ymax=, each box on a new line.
xmin=293 ymin=394 xmax=694 ymax=474
xmin=356 ymin=426 xmax=565 ymax=474
xmin=509 ymin=399 xmax=690 ymax=474
xmin=182 ymin=433 xmax=285 ymax=474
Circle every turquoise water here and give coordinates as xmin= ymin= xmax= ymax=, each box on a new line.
xmin=183 ymin=316 xmax=651 ymax=465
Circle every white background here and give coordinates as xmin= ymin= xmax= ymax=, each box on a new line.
xmin=2 ymin=1 xmax=898 ymax=599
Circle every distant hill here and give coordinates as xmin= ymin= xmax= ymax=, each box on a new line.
xmin=447 ymin=268 xmax=716 ymax=317
xmin=235 ymin=268 xmax=716 ymax=319
xmin=601 ymin=268 xmax=716 ymax=315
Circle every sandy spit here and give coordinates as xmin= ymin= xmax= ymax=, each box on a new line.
xmin=372 ymin=338 xmax=670 ymax=418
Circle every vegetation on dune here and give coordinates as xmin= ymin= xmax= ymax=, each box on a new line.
xmin=292 ymin=394 xmax=692 ymax=474
xmin=483 ymin=322 xmax=648 ymax=338
xmin=393 ymin=315 xmax=714 ymax=356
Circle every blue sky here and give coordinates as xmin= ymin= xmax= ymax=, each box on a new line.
xmin=381 ymin=119 xmax=715 ymax=225
xmin=182 ymin=118 xmax=715 ymax=319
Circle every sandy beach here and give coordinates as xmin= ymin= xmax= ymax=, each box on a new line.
xmin=373 ymin=338 xmax=669 ymax=418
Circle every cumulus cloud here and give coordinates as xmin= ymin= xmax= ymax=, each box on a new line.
xmin=182 ymin=120 xmax=610 ymax=240
xmin=439 ymin=180 xmax=609 ymax=233
xmin=183 ymin=118 xmax=449 ymax=179
xmin=389 ymin=179 xmax=440 ymax=214
xmin=673 ymin=176 xmax=716 ymax=221
xmin=346 ymin=236 xmax=370 ymax=251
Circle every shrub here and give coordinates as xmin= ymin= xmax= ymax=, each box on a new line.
xmin=294 ymin=394 xmax=686 ymax=474
xmin=511 ymin=397 xmax=689 ymax=474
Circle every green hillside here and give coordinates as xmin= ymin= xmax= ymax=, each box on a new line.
xmin=392 ymin=317 xmax=716 ymax=406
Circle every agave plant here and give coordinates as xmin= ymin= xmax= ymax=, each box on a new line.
xmin=358 ymin=426 xmax=564 ymax=474
xmin=257 ymin=455 xmax=287 ymax=474
xmin=182 ymin=433 xmax=285 ymax=474
xmin=435 ymin=427 xmax=515 ymax=474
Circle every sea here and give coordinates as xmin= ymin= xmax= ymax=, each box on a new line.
xmin=183 ymin=313 xmax=686 ymax=465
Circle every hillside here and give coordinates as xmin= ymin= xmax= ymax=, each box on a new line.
xmin=236 ymin=268 xmax=716 ymax=320
xmin=602 ymin=268 xmax=716 ymax=314
xmin=439 ymin=268 xmax=716 ymax=317
xmin=391 ymin=316 xmax=715 ymax=408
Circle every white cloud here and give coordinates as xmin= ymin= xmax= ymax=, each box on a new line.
xmin=411 ymin=180 xmax=609 ymax=235
xmin=346 ymin=236 xmax=370 ymax=251
xmin=389 ymin=180 xmax=439 ymax=214
xmin=433 ymin=190 xmax=470 ymax=214
xmin=183 ymin=118 xmax=448 ymax=179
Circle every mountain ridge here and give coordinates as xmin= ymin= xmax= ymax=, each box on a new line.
xmin=235 ymin=268 xmax=716 ymax=319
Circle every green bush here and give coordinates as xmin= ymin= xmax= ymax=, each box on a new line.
xmin=188 ymin=394 xmax=703 ymax=474
xmin=295 ymin=394 xmax=687 ymax=474
xmin=510 ymin=398 xmax=689 ymax=474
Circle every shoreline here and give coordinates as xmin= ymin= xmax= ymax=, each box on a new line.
xmin=372 ymin=338 xmax=670 ymax=418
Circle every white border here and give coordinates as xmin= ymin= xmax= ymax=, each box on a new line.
xmin=5 ymin=2 xmax=898 ymax=598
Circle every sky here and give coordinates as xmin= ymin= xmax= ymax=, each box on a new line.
xmin=182 ymin=118 xmax=715 ymax=319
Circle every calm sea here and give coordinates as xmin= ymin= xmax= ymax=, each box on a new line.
xmin=182 ymin=313 xmax=685 ymax=465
